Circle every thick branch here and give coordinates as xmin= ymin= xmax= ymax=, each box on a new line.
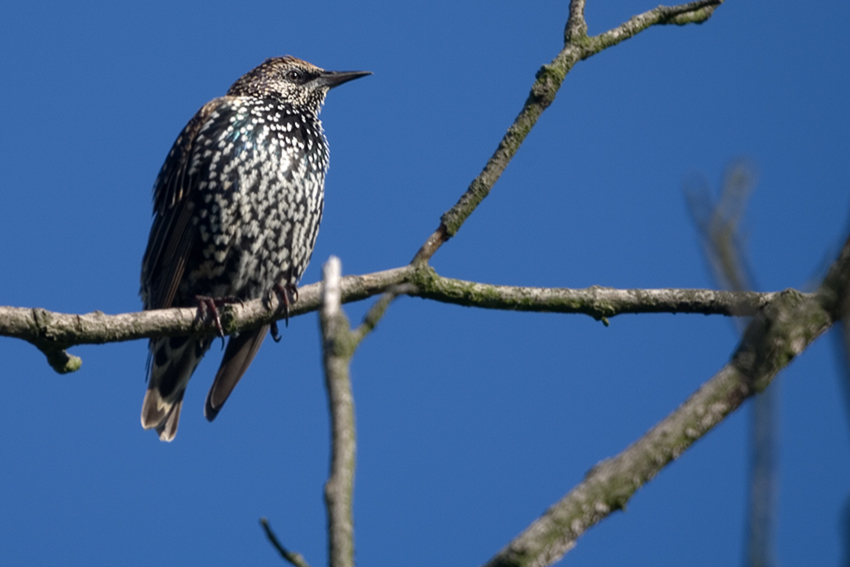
xmin=481 ymin=233 xmax=850 ymax=567
xmin=482 ymin=295 xmax=832 ymax=566
xmin=0 ymin=267 xmax=413 ymax=372
xmin=564 ymin=0 xmax=588 ymax=43
xmin=0 ymin=265 xmax=802 ymax=373
xmin=412 ymin=0 xmax=723 ymax=264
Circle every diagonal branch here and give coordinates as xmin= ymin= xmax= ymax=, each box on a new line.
xmin=260 ymin=518 xmax=312 ymax=567
xmin=350 ymin=284 xmax=415 ymax=348
xmin=412 ymin=0 xmax=723 ymax=265
xmin=481 ymin=233 xmax=850 ymax=567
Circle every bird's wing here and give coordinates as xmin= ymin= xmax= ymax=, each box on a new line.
xmin=140 ymin=97 xmax=235 ymax=309
xmin=140 ymin=97 xmax=240 ymax=439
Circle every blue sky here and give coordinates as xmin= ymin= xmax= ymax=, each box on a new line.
xmin=1 ymin=1 xmax=848 ymax=565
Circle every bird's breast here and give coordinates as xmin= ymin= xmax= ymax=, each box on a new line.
xmin=186 ymin=100 xmax=329 ymax=300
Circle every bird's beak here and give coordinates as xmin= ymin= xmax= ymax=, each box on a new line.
xmin=317 ymin=70 xmax=372 ymax=89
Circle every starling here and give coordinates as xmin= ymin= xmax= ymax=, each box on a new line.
xmin=140 ymin=56 xmax=370 ymax=441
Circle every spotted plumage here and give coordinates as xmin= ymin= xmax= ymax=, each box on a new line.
xmin=140 ymin=56 xmax=370 ymax=441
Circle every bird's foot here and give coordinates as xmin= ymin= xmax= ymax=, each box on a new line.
xmin=270 ymin=283 xmax=299 ymax=333
xmin=195 ymin=295 xmax=243 ymax=349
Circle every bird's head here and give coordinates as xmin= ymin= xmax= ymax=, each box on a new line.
xmin=227 ymin=55 xmax=371 ymax=114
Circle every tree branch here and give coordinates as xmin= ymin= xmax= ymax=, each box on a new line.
xmin=591 ymin=0 xmax=722 ymax=51
xmin=481 ymin=232 xmax=850 ymax=567
xmin=0 ymin=266 xmax=412 ymax=372
xmin=320 ymin=257 xmax=358 ymax=567
xmin=411 ymin=0 xmax=723 ymax=265
xmin=0 ymin=0 xmax=730 ymax=381
xmin=564 ymin=0 xmax=588 ymax=43
xmin=0 ymin=264 xmax=803 ymax=373
xmin=351 ymin=284 xmax=414 ymax=348
xmin=409 ymin=270 xmax=789 ymax=321
xmin=260 ymin=518 xmax=312 ymax=567
xmin=316 ymin=257 xmax=407 ymax=567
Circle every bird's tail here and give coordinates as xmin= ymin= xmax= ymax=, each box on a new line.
xmin=141 ymin=335 xmax=209 ymax=441
xmin=205 ymin=325 xmax=269 ymax=421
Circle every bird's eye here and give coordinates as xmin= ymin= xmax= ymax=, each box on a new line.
xmin=285 ymin=69 xmax=304 ymax=82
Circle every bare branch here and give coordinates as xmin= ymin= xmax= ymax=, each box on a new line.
xmin=0 ymin=266 xmax=413 ymax=372
xmin=410 ymin=270 xmax=789 ymax=320
xmin=351 ymin=284 xmax=414 ymax=348
xmin=564 ymin=0 xmax=588 ymax=43
xmin=315 ymin=258 xmax=408 ymax=567
xmin=0 ymin=263 xmax=802 ymax=373
xmin=412 ymin=0 xmax=724 ymax=264
xmin=411 ymin=224 xmax=448 ymax=266
xmin=592 ymin=1 xmax=722 ymax=51
xmin=481 ymin=232 xmax=850 ymax=567
xmin=320 ymin=257 xmax=357 ymax=567
xmin=259 ymin=518 xmax=312 ymax=567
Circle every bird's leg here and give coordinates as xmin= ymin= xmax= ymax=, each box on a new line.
xmin=195 ymin=295 xmax=243 ymax=349
xmin=270 ymin=283 xmax=299 ymax=332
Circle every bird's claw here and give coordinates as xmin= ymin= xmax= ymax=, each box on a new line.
xmin=270 ymin=321 xmax=282 ymax=343
xmin=271 ymin=283 xmax=299 ymax=329
xmin=195 ymin=295 xmax=243 ymax=349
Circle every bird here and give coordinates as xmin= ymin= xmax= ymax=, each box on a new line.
xmin=139 ymin=56 xmax=370 ymax=441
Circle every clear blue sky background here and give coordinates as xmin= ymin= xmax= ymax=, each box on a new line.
xmin=1 ymin=1 xmax=848 ymax=565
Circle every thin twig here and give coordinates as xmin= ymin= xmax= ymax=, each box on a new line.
xmin=259 ymin=518 xmax=312 ymax=567
xmin=412 ymin=0 xmax=723 ymax=265
xmin=351 ymin=284 xmax=415 ymax=347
